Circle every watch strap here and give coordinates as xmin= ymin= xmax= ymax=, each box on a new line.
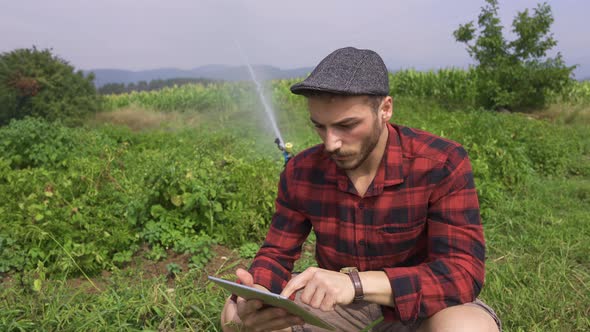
xmin=341 ymin=267 xmax=364 ymax=301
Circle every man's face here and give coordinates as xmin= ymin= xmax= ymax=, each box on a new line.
xmin=308 ymin=95 xmax=388 ymax=170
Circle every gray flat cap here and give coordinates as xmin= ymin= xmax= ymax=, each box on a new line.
xmin=290 ymin=47 xmax=389 ymax=96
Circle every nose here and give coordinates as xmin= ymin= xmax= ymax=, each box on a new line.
xmin=323 ymin=128 xmax=342 ymax=153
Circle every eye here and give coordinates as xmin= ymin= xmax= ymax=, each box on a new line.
xmin=338 ymin=123 xmax=357 ymax=130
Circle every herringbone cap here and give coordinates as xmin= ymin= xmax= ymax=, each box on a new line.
xmin=290 ymin=47 xmax=389 ymax=96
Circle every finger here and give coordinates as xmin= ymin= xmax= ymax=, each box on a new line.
xmin=299 ymin=279 xmax=317 ymax=305
xmin=309 ymin=286 xmax=326 ymax=309
xmin=258 ymin=315 xmax=305 ymax=331
xmin=222 ymin=296 xmax=241 ymax=324
xmin=281 ymin=268 xmax=313 ymax=298
xmin=240 ymin=307 xmax=288 ymax=330
xmin=320 ymin=294 xmax=335 ymax=312
xmin=236 ymin=268 xmax=254 ymax=287
xmin=246 ymin=310 xmax=304 ymax=332
xmin=236 ymin=297 xmax=263 ymax=318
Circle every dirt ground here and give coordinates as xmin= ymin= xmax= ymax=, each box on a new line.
xmin=0 ymin=244 xmax=250 ymax=293
xmin=0 ymin=239 xmax=318 ymax=294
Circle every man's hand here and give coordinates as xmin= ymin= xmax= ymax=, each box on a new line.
xmin=221 ymin=268 xmax=304 ymax=332
xmin=281 ymin=267 xmax=355 ymax=311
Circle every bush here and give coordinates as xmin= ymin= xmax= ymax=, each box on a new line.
xmin=0 ymin=47 xmax=101 ymax=126
xmin=0 ymin=118 xmax=281 ymax=276
xmin=0 ymin=117 xmax=85 ymax=169
xmin=454 ymin=0 xmax=575 ymax=111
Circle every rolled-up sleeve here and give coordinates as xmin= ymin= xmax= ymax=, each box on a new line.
xmin=249 ymin=162 xmax=312 ymax=294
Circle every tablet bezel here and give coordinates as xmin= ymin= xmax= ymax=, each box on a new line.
xmin=208 ymin=275 xmax=335 ymax=330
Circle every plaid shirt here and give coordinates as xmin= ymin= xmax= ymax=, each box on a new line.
xmin=249 ymin=123 xmax=486 ymax=324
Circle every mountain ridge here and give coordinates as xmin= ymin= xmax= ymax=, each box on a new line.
xmin=85 ymin=65 xmax=313 ymax=87
xmin=86 ymin=63 xmax=590 ymax=87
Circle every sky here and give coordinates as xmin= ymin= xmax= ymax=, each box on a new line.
xmin=1 ymin=0 xmax=589 ymax=78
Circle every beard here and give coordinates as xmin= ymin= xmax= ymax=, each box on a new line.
xmin=331 ymin=115 xmax=383 ymax=170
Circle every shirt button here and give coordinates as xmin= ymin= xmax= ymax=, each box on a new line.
xmin=358 ymin=240 xmax=366 ymax=246
xmin=358 ymin=202 xmax=365 ymax=209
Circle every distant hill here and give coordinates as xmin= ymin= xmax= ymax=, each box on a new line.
xmin=86 ymin=65 xmax=313 ymax=87
xmin=86 ymin=63 xmax=590 ymax=87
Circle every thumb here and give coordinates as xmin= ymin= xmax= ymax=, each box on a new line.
xmin=236 ymin=268 xmax=254 ymax=287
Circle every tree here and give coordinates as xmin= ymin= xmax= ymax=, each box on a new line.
xmin=0 ymin=47 xmax=101 ymax=125
xmin=453 ymin=0 xmax=575 ymax=111
xmin=98 ymin=82 xmax=126 ymax=95
xmin=97 ymin=77 xmax=218 ymax=95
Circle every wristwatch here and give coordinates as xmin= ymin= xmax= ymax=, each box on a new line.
xmin=340 ymin=267 xmax=364 ymax=301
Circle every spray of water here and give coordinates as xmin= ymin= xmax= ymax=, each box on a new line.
xmin=234 ymin=40 xmax=285 ymax=146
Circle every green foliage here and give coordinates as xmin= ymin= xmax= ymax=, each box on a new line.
xmin=389 ymin=69 xmax=477 ymax=109
xmin=0 ymin=117 xmax=84 ymax=169
xmin=98 ymin=77 xmax=218 ymax=95
xmin=0 ymin=47 xmax=101 ymax=125
xmin=102 ymin=82 xmax=251 ymax=113
xmin=238 ymin=242 xmax=260 ymax=259
xmin=453 ymin=0 xmax=575 ymax=111
xmin=0 ymin=76 xmax=588 ymax=331
xmin=145 ymin=245 xmax=167 ymax=261
xmin=393 ymin=97 xmax=589 ymax=206
xmin=102 ymin=69 xmax=590 ymax=115
xmin=481 ymin=177 xmax=590 ymax=331
xmin=165 ymin=263 xmax=182 ymax=275
xmin=0 ymin=119 xmax=136 ymax=275
xmin=549 ymin=80 xmax=590 ymax=105
xmin=0 ymin=269 xmax=227 ymax=331
xmin=0 ymin=117 xmax=280 ymax=277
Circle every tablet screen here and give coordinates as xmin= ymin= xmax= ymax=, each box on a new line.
xmin=208 ymin=276 xmax=335 ymax=330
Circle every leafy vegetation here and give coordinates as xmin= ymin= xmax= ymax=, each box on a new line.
xmin=1 ymin=268 xmax=229 ymax=331
xmin=0 ymin=117 xmax=280 ymax=276
xmin=1 ymin=76 xmax=588 ymax=330
xmin=1 ymin=6 xmax=589 ymax=327
xmin=104 ymin=70 xmax=590 ymax=116
xmin=0 ymin=47 xmax=100 ymax=126
xmin=98 ymin=77 xmax=219 ymax=95
xmin=453 ymin=0 xmax=575 ymax=111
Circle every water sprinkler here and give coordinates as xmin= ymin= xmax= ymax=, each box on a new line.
xmin=275 ymin=138 xmax=294 ymax=166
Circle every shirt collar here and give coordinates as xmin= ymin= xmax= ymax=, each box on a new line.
xmin=324 ymin=123 xmax=405 ymax=196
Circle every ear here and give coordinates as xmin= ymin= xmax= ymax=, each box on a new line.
xmin=380 ymin=96 xmax=393 ymax=122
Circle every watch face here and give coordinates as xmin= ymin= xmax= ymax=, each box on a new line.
xmin=340 ymin=267 xmax=358 ymax=274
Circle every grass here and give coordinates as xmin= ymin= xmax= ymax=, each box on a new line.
xmin=529 ymin=103 xmax=590 ymax=126
xmin=3 ymin=175 xmax=588 ymax=331
xmin=1 ymin=94 xmax=589 ymax=331
xmin=1 ymin=269 xmax=227 ymax=331
xmin=482 ymin=177 xmax=590 ymax=331
xmin=91 ymin=106 xmax=203 ymax=131
xmin=0 ymin=247 xmax=242 ymax=332
xmin=1 ymin=179 xmax=589 ymax=331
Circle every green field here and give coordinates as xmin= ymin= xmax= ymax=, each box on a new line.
xmin=1 ymin=75 xmax=589 ymax=331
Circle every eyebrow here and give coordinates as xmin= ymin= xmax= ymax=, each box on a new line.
xmin=310 ymin=117 xmax=360 ymax=126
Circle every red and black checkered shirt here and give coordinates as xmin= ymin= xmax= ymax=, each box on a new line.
xmin=249 ymin=123 xmax=486 ymax=324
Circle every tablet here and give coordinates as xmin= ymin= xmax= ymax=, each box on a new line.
xmin=208 ymin=276 xmax=335 ymax=330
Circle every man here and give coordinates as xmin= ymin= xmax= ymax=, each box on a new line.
xmin=220 ymin=47 xmax=502 ymax=331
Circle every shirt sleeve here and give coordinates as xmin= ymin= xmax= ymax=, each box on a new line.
xmin=382 ymin=146 xmax=486 ymax=324
xmin=248 ymin=161 xmax=312 ymax=295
